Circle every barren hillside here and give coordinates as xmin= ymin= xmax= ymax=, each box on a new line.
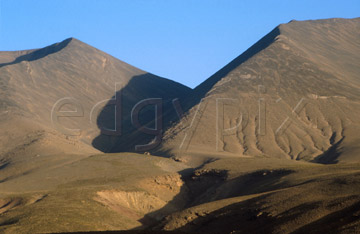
xmin=0 ymin=18 xmax=360 ymax=234
xmin=0 ymin=37 xmax=191 ymax=162
xmin=160 ymin=18 xmax=360 ymax=164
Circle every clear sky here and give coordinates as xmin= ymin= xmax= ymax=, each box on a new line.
xmin=0 ymin=0 xmax=359 ymax=88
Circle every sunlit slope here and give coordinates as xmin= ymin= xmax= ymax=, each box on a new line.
xmin=160 ymin=18 xmax=360 ymax=163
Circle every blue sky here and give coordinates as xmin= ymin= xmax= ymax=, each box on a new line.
xmin=0 ymin=0 xmax=359 ymax=88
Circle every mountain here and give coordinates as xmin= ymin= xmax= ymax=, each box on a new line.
xmin=0 ymin=37 xmax=191 ymax=157
xmin=159 ymin=18 xmax=360 ymax=164
xmin=0 ymin=37 xmax=191 ymax=209
xmin=1 ymin=18 xmax=360 ymax=234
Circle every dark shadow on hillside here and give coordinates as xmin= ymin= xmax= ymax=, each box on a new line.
xmin=171 ymin=194 xmax=277 ymax=234
xmin=92 ymin=27 xmax=281 ymax=153
xmin=292 ymin=199 xmax=360 ymax=234
xmin=92 ymin=73 xmax=191 ymax=153
xmin=136 ymin=168 xmax=296 ymax=231
xmin=0 ymin=38 xmax=72 ymax=68
xmin=314 ymin=134 xmax=345 ymax=164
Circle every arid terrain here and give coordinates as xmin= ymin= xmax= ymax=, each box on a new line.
xmin=0 ymin=18 xmax=360 ymax=234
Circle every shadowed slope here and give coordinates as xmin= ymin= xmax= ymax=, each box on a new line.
xmin=92 ymin=73 xmax=191 ymax=152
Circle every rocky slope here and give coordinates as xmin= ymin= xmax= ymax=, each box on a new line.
xmin=160 ymin=18 xmax=360 ymax=163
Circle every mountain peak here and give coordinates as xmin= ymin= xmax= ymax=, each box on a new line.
xmin=160 ymin=17 xmax=360 ymax=163
xmin=62 ymin=37 xmax=86 ymax=46
xmin=0 ymin=37 xmax=97 ymax=68
xmin=0 ymin=38 xmax=75 ymax=68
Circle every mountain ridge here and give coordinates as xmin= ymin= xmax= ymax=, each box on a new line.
xmin=1 ymin=17 xmax=360 ymax=234
xmin=0 ymin=17 xmax=359 ymax=160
